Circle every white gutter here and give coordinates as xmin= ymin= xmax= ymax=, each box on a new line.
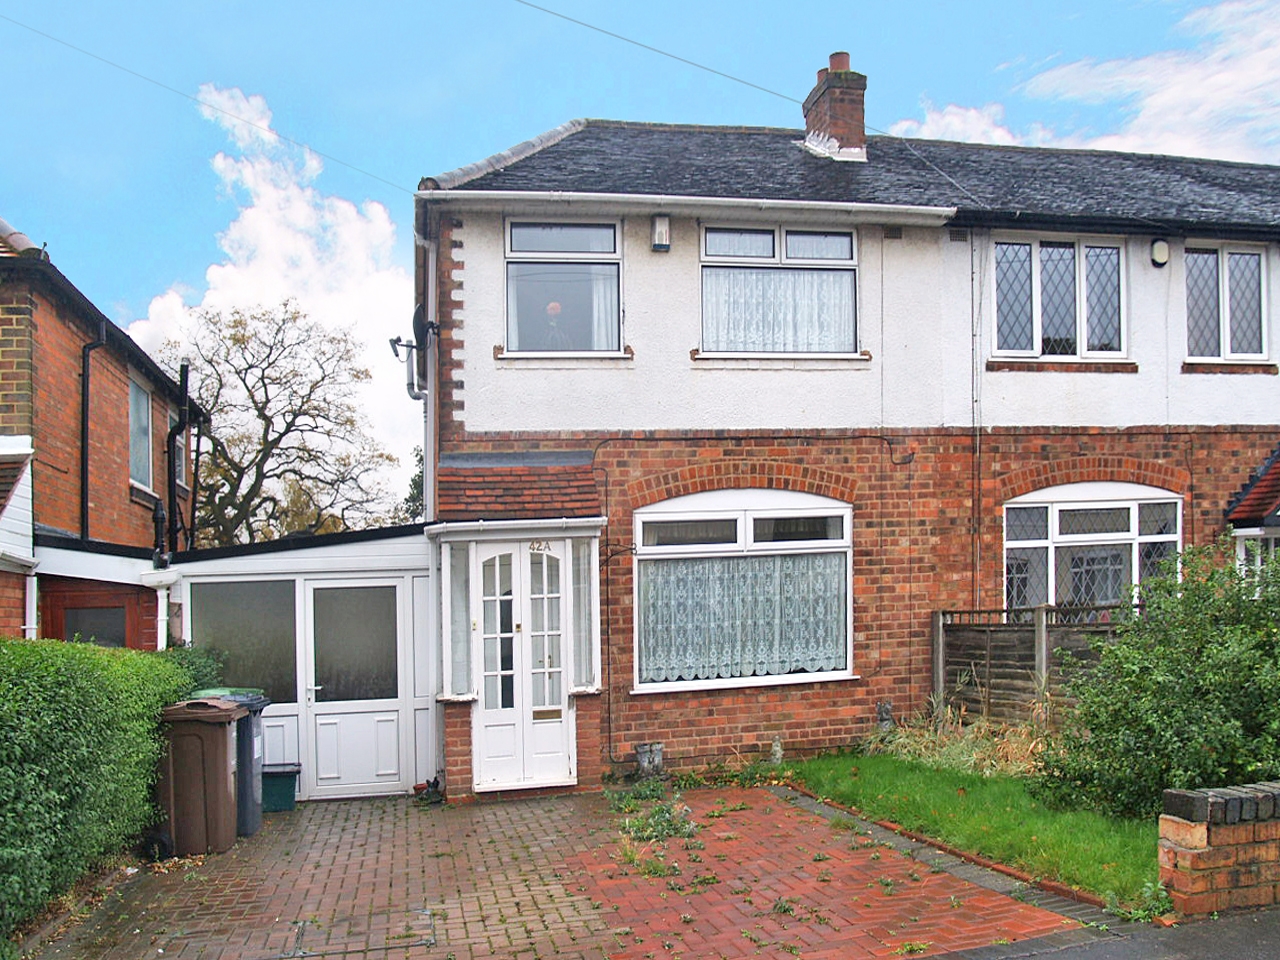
xmin=415 ymin=189 xmax=956 ymax=226
xmin=428 ymin=516 xmax=607 ymax=543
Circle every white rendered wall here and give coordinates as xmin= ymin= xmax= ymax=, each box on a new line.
xmin=448 ymin=212 xmax=1280 ymax=434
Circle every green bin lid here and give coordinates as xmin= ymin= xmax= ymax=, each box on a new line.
xmin=193 ymin=687 xmax=265 ymax=697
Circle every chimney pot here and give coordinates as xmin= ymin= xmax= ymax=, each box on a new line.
xmin=816 ymin=67 xmax=828 ymax=84
xmin=829 ymin=51 xmax=850 ymax=72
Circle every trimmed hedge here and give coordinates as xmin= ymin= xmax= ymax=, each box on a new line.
xmin=0 ymin=639 xmax=189 ymax=944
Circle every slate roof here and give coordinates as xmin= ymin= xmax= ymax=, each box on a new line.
xmin=1227 ymin=443 xmax=1280 ymax=527
xmin=426 ymin=120 xmax=1280 ymax=239
xmin=437 ymin=452 xmax=601 ymax=522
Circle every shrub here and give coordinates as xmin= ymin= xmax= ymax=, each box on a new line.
xmin=1034 ymin=541 xmax=1280 ymax=818
xmin=157 ymin=643 xmax=225 ymax=696
xmin=0 ymin=639 xmax=188 ymax=942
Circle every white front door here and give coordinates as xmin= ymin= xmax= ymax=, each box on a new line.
xmin=303 ymin=579 xmax=410 ymax=798
xmin=473 ymin=541 xmax=575 ymax=791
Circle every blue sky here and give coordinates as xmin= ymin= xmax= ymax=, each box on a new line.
xmin=3 ymin=0 xmax=1278 ymax=492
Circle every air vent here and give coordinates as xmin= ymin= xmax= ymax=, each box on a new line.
xmin=883 ymin=226 xmax=903 ymax=240
xmin=949 ymin=228 xmax=969 ymax=242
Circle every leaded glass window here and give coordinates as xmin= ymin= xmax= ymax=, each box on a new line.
xmin=994 ymin=238 xmax=1124 ymax=358
xmin=1004 ymin=485 xmax=1180 ymax=612
xmin=1186 ymin=246 xmax=1266 ymax=359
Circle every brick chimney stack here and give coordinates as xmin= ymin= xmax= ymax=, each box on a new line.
xmin=801 ymin=52 xmax=867 ymax=161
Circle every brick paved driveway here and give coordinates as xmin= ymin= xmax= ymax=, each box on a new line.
xmin=28 ymin=786 xmax=1113 ymax=960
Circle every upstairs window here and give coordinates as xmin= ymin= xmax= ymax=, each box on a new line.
xmin=994 ymin=238 xmax=1123 ymax=357
xmin=128 ymin=380 xmax=152 ymax=489
xmin=506 ymin=221 xmax=620 ymax=353
xmin=701 ymin=226 xmax=857 ymax=354
xmin=1004 ymin=483 xmax=1180 ymax=612
xmin=1186 ymin=246 xmax=1265 ymax=360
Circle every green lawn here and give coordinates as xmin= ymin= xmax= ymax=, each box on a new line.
xmin=786 ymin=753 xmax=1158 ymax=908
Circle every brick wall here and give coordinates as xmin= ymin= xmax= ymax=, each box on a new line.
xmin=439 ymin=424 xmax=1276 ymax=778
xmin=0 ymin=571 xmax=26 ymax=636
xmin=0 ymin=281 xmax=35 ymax=436
xmin=25 ymin=281 xmax=182 ymax=547
xmin=1160 ymin=784 xmax=1280 ymax=915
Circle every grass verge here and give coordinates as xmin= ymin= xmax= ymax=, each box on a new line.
xmin=786 ymin=753 xmax=1158 ymax=908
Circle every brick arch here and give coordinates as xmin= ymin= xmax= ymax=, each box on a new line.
xmin=625 ymin=460 xmax=859 ymax=512
xmin=998 ymin=457 xmax=1191 ymax=503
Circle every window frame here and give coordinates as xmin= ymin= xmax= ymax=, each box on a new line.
xmin=633 ymin=490 xmax=855 ymax=693
xmin=169 ymin=408 xmax=188 ymax=489
xmin=699 ymin=224 xmax=859 ymax=358
xmin=128 ymin=378 xmax=153 ymax=491
xmin=992 ymin=235 xmax=1127 ymax=360
xmin=1003 ymin=483 xmax=1181 ymax=612
xmin=503 ymin=218 xmax=624 ymax=356
xmin=1184 ymin=243 xmax=1268 ymax=361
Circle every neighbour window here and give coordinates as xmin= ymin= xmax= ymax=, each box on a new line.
xmin=1185 ymin=246 xmax=1265 ymax=359
xmin=169 ymin=410 xmax=187 ymax=487
xmin=994 ymin=238 xmax=1123 ymax=357
xmin=1004 ymin=483 xmax=1180 ymax=611
xmin=1235 ymin=531 xmax=1280 ymax=575
xmin=634 ymin=490 xmax=853 ymax=690
xmin=128 ymin=380 xmax=152 ymax=488
xmin=701 ymin=226 xmax=857 ymax=354
xmin=506 ymin=221 xmax=620 ymax=352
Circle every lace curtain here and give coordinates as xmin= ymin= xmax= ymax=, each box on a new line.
xmin=702 ymin=267 xmax=855 ymax=352
xmin=638 ymin=552 xmax=847 ymax=683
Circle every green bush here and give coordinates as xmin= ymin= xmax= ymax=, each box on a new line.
xmin=158 ymin=643 xmax=225 ymax=696
xmin=0 ymin=639 xmax=188 ymax=942
xmin=1035 ymin=541 xmax=1280 ymax=818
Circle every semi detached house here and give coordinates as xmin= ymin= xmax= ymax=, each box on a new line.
xmin=178 ymin=54 xmax=1280 ymax=802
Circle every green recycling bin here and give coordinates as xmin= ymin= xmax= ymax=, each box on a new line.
xmin=193 ymin=687 xmax=270 ymax=836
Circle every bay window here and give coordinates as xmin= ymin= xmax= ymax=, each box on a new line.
xmin=634 ymin=490 xmax=853 ymax=690
xmin=1004 ymin=483 xmax=1180 ymax=611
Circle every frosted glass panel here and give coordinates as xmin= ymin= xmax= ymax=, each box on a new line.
xmin=191 ymin=580 xmax=297 ymax=704
xmin=313 ymin=586 xmax=397 ymax=702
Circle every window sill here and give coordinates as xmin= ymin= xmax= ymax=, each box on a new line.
xmin=632 ymin=670 xmax=860 ymax=695
xmin=1181 ymin=361 xmax=1277 ymax=375
xmin=129 ymin=482 xmax=160 ymax=508
xmin=692 ymin=349 xmax=872 ymax=370
xmin=986 ymin=359 xmax=1137 ymax=373
xmin=436 ymin=692 xmax=479 ymax=703
xmin=494 ymin=344 xmax=632 ymax=366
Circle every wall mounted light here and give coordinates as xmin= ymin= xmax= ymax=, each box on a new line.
xmin=651 ymin=214 xmax=671 ymax=252
xmin=1151 ymin=238 xmax=1170 ymax=267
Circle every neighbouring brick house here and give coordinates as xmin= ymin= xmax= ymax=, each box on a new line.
xmin=404 ymin=53 xmax=1280 ymax=799
xmin=0 ymin=216 xmax=202 ymax=650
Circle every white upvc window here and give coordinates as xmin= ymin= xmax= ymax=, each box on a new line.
xmin=993 ymin=237 xmax=1125 ymax=358
xmin=505 ymin=220 xmax=621 ymax=354
xmin=128 ymin=379 xmax=152 ymax=489
xmin=633 ymin=489 xmax=854 ymax=692
xmin=169 ymin=409 xmax=187 ymax=488
xmin=1003 ymin=482 xmax=1180 ymax=611
xmin=1185 ymin=244 xmax=1267 ymax=360
xmin=700 ymin=226 xmax=857 ymax=355
xmin=1234 ymin=529 xmax=1280 ymax=575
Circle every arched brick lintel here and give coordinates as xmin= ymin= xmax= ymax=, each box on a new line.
xmin=998 ymin=457 xmax=1191 ymax=504
xmin=625 ymin=460 xmax=859 ymax=512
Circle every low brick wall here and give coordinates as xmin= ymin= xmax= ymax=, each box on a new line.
xmin=1159 ymin=783 xmax=1280 ymax=915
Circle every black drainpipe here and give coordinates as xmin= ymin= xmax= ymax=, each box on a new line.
xmin=79 ymin=319 xmax=107 ymax=540
xmin=165 ymin=361 xmax=190 ymax=553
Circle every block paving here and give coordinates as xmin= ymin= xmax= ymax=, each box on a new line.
xmin=28 ymin=786 xmax=1112 ymax=960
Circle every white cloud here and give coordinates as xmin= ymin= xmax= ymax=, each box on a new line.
xmin=892 ymin=0 xmax=1280 ymax=162
xmin=1025 ymin=0 xmax=1280 ymax=161
xmin=196 ymin=82 xmax=279 ymax=150
xmin=889 ymin=102 xmax=1037 ymax=146
xmin=128 ymin=84 xmax=417 ymax=500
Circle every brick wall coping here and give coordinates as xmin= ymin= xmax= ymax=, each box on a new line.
xmin=1163 ymin=783 xmax=1280 ymax=825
